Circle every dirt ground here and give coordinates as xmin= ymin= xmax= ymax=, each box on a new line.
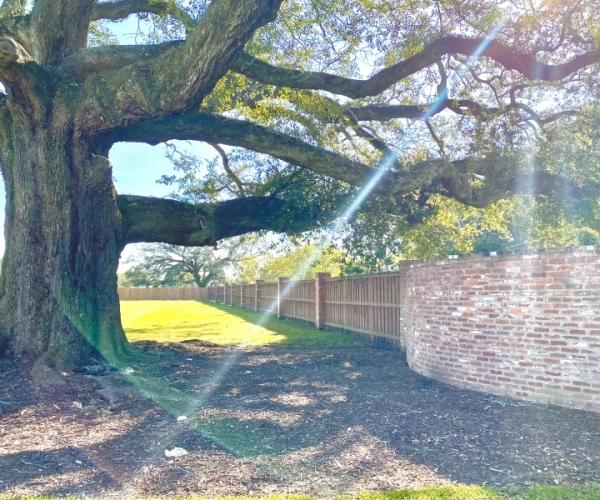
xmin=2 ymin=339 xmax=600 ymax=497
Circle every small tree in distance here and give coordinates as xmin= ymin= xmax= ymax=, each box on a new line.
xmin=119 ymin=244 xmax=230 ymax=288
xmin=119 ymin=236 xmax=263 ymax=288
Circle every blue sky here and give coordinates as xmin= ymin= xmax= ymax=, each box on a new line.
xmin=0 ymin=18 xmax=214 ymax=262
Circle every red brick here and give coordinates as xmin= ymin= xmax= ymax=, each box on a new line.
xmin=402 ymin=248 xmax=600 ymax=414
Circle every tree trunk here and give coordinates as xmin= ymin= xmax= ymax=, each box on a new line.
xmin=0 ymin=119 xmax=132 ymax=372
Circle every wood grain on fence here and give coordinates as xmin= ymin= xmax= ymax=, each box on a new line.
xmin=242 ymin=283 xmax=255 ymax=309
xmin=232 ymin=284 xmax=243 ymax=307
xmin=323 ymin=273 xmax=401 ymax=341
xmin=215 ymin=285 xmax=225 ymax=303
xmin=258 ymin=282 xmax=278 ymax=313
xmin=118 ymin=287 xmax=208 ymax=301
xmin=281 ymin=280 xmax=316 ymax=322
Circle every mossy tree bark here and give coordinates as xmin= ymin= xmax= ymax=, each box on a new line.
xmin=0 ymin=118 xmax=130 ymax=370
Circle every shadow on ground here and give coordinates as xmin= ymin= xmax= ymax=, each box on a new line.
xmin=1 ymin=338 xmax=600 ymax=497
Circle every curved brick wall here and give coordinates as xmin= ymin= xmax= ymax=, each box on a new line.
xmin=403 ymin=246 xmax=600 ymax=413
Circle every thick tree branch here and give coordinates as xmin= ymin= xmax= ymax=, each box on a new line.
xmin=118 ymin=194 xmax=325 ymax=246
xmin=57 ymin=41 xmax=182 ymax=82
xmin=75 ymin=0 xmax=283 ymax=130
xmin=149 ymin=0 xmax=282 ymax=115
xmin=108 ymin=113 xmax=591 ymax=210
xmin=349 ymin=99 xmax=497 ymax=121
xmin=349 ymin=100 xmax=575 ymax=127
xmin=91 ymin=0 xmax=195 ymax=28
xmin=31 ymin=0 xmax=97 ymax=66
xmin=106 ymin=113 xmax=403 ymax=194
xmin=117 ymin=172 xmax=592 ymax=245
xmin=439 ymin=171 xmax=594 ymax=208
xmin=231 ymin=37 xmax=600 ymax=99
xmin=0 ymin=28 xmax=54 ymax=125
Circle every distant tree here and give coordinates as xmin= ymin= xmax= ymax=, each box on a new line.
xmin=120 ymin=237 xmax=259 ymax=288
xmin=238 ymin=244 xmax=344 ymax=282
xmin=118 ymin=245 xmax=229 ymax=288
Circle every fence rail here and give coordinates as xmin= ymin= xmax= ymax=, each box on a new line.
xmin=207 ymin=270 xmax=405 ymax=347
xmin=118 ymin=287 xmax=208 ymax=301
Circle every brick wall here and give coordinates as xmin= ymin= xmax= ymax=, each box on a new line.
xmin=404 ymin=246 xmax=600 ymax=413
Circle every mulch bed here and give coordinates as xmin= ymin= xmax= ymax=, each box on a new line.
xmin=1 ymin=339 xmax=600 ymax=497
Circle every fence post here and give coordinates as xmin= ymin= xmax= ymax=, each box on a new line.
xmin=255 ymin=280 xmax=264 ymax=312
xmin=240 ymin=283 xmax=246 ymax=309
xmin=224 ymin=283 xmax=230 ymax=305
xmin=277 ymin=277 xmax=288 ymax=319
xmin=315 ymin=272 xmax=330 ymax=329
xmin=398 ymin=261 xmax=413 ymax=351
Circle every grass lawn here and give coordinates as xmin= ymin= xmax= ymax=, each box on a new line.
xmin=356 ymin=486 xmax=600 ymax=499
xmin=120 ymin=300 xmax=366 ymax=348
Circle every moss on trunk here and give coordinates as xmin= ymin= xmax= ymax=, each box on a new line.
xmin=0 ymin=118 xmax=132 ymax=370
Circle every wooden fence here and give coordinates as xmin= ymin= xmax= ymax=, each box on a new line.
xmin=118 ymin=287 xmax=208 ymax=301
xmin=258 ymin=282 xmax=279 ymax=314
xmin=281 ymin=279 xmax=316 ymax=322
xmin=323 ymin=273 xmax=401 ymax=342
xmin=207 ymin=270 xmax=404 ymax=347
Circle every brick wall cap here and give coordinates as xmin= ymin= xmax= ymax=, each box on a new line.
xmin=401 ymin=244 xmax=600 ymax=269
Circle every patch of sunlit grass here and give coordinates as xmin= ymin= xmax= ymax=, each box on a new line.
xmin=120 ymin=300 xmax=366 ymax=348
xmin=355 ymin=487 xmax=500 ymax=499
xmin=504 ymin=485 xmax=600 ymax=499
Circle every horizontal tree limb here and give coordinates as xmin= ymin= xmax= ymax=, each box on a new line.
xmin=348 ymin=99 xmax=498 ymax=121
xmin=105 ymin=112 xmax=406 ymax=194
xmin=117 ymin=194 xmax=327 ymax=246
xmin=108 ymin=113 xmax=591 ymax=210
xmin=231 ymin=37 xmax=600 ymax=99
xmin=438 ymin=170 xmax=593 ymax=208
xmin=57 ymin=41 xmax=183 ymax=82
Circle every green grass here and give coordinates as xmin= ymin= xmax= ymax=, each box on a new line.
xmin=5 ymin=485 xmax=600 ymax=499
xmin=120 ymin=300 xmax=366 ymax=348
xmin=505 ymin=485 xmax=600 ymax=499
xmin=355 ymin=486 xmax=600 ymax=499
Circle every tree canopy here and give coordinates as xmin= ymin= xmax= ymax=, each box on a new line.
xmin=112 ymin=0 xmax=600 ymax=255
xmin=3 ymin=0 xmax=600 ymax=244
xmin=119 ymin=237 xmax=258 ymax=287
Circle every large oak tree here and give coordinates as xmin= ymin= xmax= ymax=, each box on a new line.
xmin=0 ymin=0 xmax=599 ymax=372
